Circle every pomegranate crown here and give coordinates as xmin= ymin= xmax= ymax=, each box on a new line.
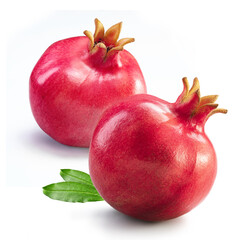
xmin=175 ymin=77 xmax=227 ymax=124
xmin=84 ymin=18 xmax=134 ymax=59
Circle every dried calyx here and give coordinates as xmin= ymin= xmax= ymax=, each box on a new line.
xmin=84 ymin=18 xmax=134 ymax=59
xmin=176 ymin=77 xmax=227 ymax=123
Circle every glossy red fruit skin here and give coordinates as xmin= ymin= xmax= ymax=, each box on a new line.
xmin=89 ymin=79 xmax=225 ymax=221
xmin=29 ymin=36 xmax=146 ymax=147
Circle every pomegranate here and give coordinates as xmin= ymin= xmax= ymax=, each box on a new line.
xmin=29 ymin=19 xmax=146 ymax=147
xmin=89 ymin=77 xmax=227 ymax=221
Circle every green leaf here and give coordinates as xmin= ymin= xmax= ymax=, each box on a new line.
xmin=43 ymin=182 xmax=103 ymax=203
xmin=60 ymin=169 xmax=93 ymax=185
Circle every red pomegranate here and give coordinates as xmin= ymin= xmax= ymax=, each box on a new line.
xmin=89 ymin=77 xmax=227 ymax=221
xmin=29 ymin=19 xmax=146 ymax=147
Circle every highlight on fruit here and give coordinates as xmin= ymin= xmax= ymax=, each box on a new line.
xmin=43 ymin=77 xmax=227 ymax=222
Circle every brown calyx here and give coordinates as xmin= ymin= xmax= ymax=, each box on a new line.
xmin=176 ymin=77 xmax=227 ymax=123
xmin=84 ymin=18 xmax=135 ymax=59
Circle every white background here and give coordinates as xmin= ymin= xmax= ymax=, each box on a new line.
xmin=2 ymin=1 xmax=249 ymax=239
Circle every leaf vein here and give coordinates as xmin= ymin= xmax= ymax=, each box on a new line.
xmin=61 ymin=171 xmax=92 ymax=184
xmin=44 ymin=189 xmax=101 ymax=197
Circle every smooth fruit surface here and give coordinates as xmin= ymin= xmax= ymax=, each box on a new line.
xmin=89 ymin=77 xmax=227 ymax=221
xmin=29 ymin=19 xmax=146 ymax=147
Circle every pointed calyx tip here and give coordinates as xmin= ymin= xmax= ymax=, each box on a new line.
xmin=175 ymin=77 xmax=227 ymax=123
xmin=84 ymin=18 xmax=134 ymax=58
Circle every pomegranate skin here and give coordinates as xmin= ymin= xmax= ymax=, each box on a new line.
xmin=89 ymin=78 xmax=226 ymax=221
xmin=30 ymin=35 xmax=146 ymax=147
